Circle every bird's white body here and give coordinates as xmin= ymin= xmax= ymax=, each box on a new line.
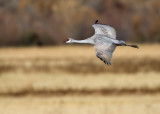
xmin=66 ymin=21 xmax=138 ymax=65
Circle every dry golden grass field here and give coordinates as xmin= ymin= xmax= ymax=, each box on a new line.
xmin=0 ymin=44 xmax=160 ymax=114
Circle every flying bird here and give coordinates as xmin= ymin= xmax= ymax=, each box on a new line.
xmin=65 ymin=20 xmax=138 ymax=65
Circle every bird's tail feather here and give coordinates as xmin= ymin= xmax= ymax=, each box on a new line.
xmin=115 ymin=43 xmax=139 ymax=49
xmin=125 ymin=44 xmax=139 ymax=49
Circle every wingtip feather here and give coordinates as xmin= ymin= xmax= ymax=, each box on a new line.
xmin=95 ymin=20 xmax=98 ymax=24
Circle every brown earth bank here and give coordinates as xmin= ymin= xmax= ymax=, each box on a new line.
xmin=0 ymin=44 xmax=159 ymax=74
xmin=0 ymin=95 xmax=160 ymax=114
xmin=1 ymin=88 xmax=160 ymax=97
xmin=0 ymin=72 xmax=160 ymax=97
xmin=0 ymin=45 xmax=159 ymax=114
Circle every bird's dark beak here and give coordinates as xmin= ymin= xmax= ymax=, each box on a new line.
xmin=63 ymin=41 xmax=66 ymax=44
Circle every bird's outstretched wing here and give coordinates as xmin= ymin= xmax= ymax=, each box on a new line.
xmin=95 ymin=41 xmax=116 ymax=65
xmin=92 ymin=24 xmax=116 ymax=39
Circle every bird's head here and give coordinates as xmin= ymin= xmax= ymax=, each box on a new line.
xmin=64 ymin=38 xmax=72 ymax=43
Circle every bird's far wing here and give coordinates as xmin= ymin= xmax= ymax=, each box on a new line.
xmin=95 ymin=41 xmax=116 ymax=65
xmin=92 ymin=24 xmax=116 ymax=39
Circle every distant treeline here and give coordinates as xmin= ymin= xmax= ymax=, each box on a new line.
xmin=0 ymin=0 xmax=160 ymax=46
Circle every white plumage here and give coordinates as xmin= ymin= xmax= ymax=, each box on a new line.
xmin=92 ymin=24 xmax=116 ymax=39
xmin=65 ymin=20 xmax=138 ymax=65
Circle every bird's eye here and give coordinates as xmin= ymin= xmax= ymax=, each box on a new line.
xmin=66 ymin=39 xmax=70 ymax=41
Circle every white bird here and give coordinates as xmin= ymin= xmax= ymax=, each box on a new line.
xmin=65 ymin=20 xmax=138 ymax=65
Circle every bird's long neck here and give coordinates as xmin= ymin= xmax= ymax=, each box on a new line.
xmin=72 ymin=38 xmax=94 ymax=44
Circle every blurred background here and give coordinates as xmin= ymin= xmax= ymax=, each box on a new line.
xmin=0 ymin=0 xmax=160 ymax=114
xmin=0 ymin=0 xmax=160 ymax=46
